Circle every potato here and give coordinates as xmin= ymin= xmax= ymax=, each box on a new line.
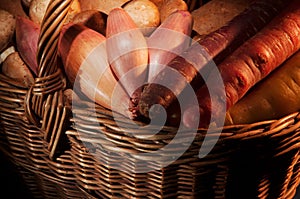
xmin=67 ymin=0 xmax=81 ymax=24
xmin=29 ymin=0 xmax=51 ymax=25
xmin=159 ymin=0 xmax=188 ymax=22
xmin=0 ymin=46 xmax=15 ymax=65
xmin=79 ymin=0 xmax=130 ymax=14
xmin=0 ymin=9 xmax=16 ymax=53
xmin=191 ymin=0 xmax=254 ymax=38
xmin=149 ymin=0 xmax=164 ymax=8
xmin=21 ymin=0 xmax=32 ymax=9
xmin=123 ymin=0 xmax=160 ymax=35
xmin=29 ymin=0 xmax=81 ymax=26
xmin=1 ymin=52 xmax=34 ymax=87
xmin=72 ymin=10 xmax=107 ymax=36
xmin=0 ymin=0 xmax=28 ymax=18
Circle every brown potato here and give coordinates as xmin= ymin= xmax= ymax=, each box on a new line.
xmin=191 ymin=0 xmax=254 ymax=38
xmin=1 ymin=52 xmax=34 ymax=87
xmin=159 ymin=0 xmax=188 ymax=22
xmin=0 ymin=46 xmax=15 ymax=65
xmin=21 ymin=0 xmax=32 ymax=9
xmin=149 ymin=0 xmax=164 ymax=8
xmin=0 ymin=0 xmax=28 ymax=18
xmin=29 ymin=0 xmax=49 ymax=25
xmin=79 ymin=0 xmax=130 ymax=14
xmin=123 ymin=0 xmax=160 ymax=35
xmin=72 ymin=10 xmax=107 ymax=36
xmin=29 ymin=0 xmax=81 ymax=26
xmin=0 ymin=9 xmax=15 ymax=53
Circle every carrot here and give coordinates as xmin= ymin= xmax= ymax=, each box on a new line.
xmin=129 ymin=10 xmax=193 ymax=118
xmin=225 ymin=50 xmax=300 ymax=125
xmin=183 ymin=0 xmax=300 ymax=128
xmin=138 ymin=0 xmax=289 ymax=119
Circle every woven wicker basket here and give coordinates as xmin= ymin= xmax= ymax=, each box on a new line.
xmin=0 ymin=0 xmax=300 ymax=198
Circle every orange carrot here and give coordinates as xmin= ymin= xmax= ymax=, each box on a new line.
xmin=225 ymin=50 xmax=300 ymax=125
xmin=137 ymin=0 xmax=289 ymax=120
xmin=183 ymin=0 xmax=300 ymax=128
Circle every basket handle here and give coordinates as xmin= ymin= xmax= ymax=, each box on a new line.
xmin=25 ymin=0 xmax=73 ymax=159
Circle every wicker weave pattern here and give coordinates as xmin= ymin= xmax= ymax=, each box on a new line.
xmin=67 ymin=101 xmax=300 ymax=198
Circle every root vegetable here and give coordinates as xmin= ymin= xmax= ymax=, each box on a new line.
xmin=29 ymin=0 xmax=51 ymax=25
xmin=133 ymin=8 xmax=192 ymax=119
xmin=0 ymin=0 xmax=28 ymax=18
xmin=29 ymin=0 xmax=81 ymax=26
xmin=0 ymin=46 xmax=15 ymax=64
xmin=225 ymin=51 xmax=300 ymax=125
xmin=123 ymin=0 xmax=160 ymax=35
xmin=147 ymin=10 xmax=193 ymax=82
xmin=78 ymin=0 xmax=130 ymax=14
xmin=149 ymin=0 xmax=163 ymax=8
xmin=0 ymin=9 xmax=15 ymax=53
xmin=138 ymin=0 xmax=289 ymax=121
xmin=21 ymin=0 xmax=32 ymax=9
xmin=159 ymin=0 xmax=188 ymax=22
xmin=72 ymin=9 xmax=107 ymax=36
xmin=58 ymin=24 xmax=130 ymax=117
xmin=191 ymin=0 xmax=254 ymax=39
xmin=16 ymin=16 xmax=40 ymax=75
xmin=106 ymin=8 xmax=148 ymax=99
xmin=183 ymin=0 xmax=300 ymax=128
xmin=1 ymin=52 xmax=34 ymax=87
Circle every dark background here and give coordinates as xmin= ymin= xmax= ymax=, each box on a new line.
xmin=0 ymin=152 xmax=33 ymax=199
xmin=1 ymin=150 xmax=300 ymax=199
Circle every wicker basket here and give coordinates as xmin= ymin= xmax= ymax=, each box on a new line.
xmin=0 ymin=0 xmax=300 ymax=198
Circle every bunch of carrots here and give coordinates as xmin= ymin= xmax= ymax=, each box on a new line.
xmin=11 ymin=0 xmax=300 ymax=129
xmin=138 ymin=0 xmax=300 ymax=128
